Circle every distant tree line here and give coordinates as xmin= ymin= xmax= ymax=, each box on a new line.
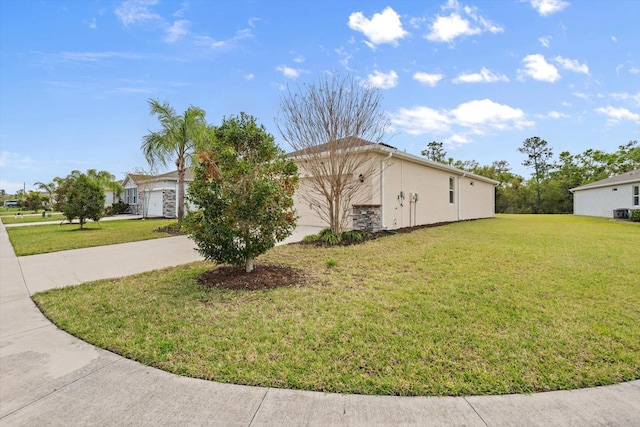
xmin=422 ymin=139 xmax=640 ymax=214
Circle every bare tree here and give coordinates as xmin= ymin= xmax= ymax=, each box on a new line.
xmin=277 ymin=73 xmax=389 ymax=234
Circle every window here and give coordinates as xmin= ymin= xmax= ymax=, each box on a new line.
xmin=633 ymin=185 xmax=639 ymax=206
xmin=125 ymin=188 xmax=137 ymax=204
xmin=449 ymin=177 xmax=455 ymax=204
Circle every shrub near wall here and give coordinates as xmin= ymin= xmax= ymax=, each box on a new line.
xmin=631 ymin=209 xmax=640 ymax=222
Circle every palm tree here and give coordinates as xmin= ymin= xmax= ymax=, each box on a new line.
xmin=33 ymin=181 xmax=56 ymax=210
xmin=141 ymin=99 xmax=207 ymax=228
xmin=86 ymin=169 xmax=123 ymax=206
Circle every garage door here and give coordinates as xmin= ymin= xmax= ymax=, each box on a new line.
xmin=146 ymin=191 xmax=164 ymax=217
xmin=294 ymin=180 xmax=328 ymax=227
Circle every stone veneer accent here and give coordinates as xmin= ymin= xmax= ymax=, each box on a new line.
xmin=352 ymin=205 xmax=382 ymax=232
xmin=163 ymin=189 xmax=176 ymax=218
xmin=127 ymin=203 xmax=141 ymax=215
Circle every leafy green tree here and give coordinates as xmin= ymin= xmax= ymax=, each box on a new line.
xmin=518 ymin=136 xmax=553 ymax=214
xmin=142 ymin=99 xmax=207 ymax=229
xmin=33 ymin=181 xmax=56 ymax=210
xmin=617 ymin=140 xmax=640 ymax=171
xmin=63 ymin=174 xmax=105 ymax=229
xmin=53 ymin=170 xmax=82 ymax=211
xmin=24 ymin=191 xmax=46 ymax=211
xmin=421 ymin=141 xmax=448 ymax=162
xmin=186 ymin=113 xmax=298 ymax=273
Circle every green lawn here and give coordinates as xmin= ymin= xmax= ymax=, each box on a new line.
xmin=7 ymin=218 xmax=178 ymax=256
xmin=1 ymin=213 xmax=66 ymax=224
xmin=0 ymin=207 xmax=34 ymax=216
xmin=33 ymin=215 xmax=640 ymax=396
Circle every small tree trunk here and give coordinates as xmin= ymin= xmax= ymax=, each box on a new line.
xmin=245 ymin=258 xmax=254 ymax=273
xmin=177 ymin=161 xmax=185 ymax=230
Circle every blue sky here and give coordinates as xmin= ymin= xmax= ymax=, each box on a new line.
xmin=1 ymin=0 xmax=638 ymax=194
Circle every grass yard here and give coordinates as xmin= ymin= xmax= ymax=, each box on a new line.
xmin=0 ymin=208 xmax=34 ymax=216
xmin=7 ymin=218 xmax=178 ymax=256
xmin=33 ymin=215 xmax=640 ymax=396
xmin=1 ymin=213 xmax=66 ymax=224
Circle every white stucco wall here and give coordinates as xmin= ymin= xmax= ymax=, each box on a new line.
xmin=573 ymin=182 xmax=640 ymax=217
xmin=378 ymin=155 xmax=495 ymax=228
xmin=292 ymin=152 xmax=496 ymax=230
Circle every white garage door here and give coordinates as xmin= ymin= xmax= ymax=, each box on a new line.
xmin=146 ymin=191 xmax=164 ymax=217
xmin=294 ymin=180 xmax=328 ymax=228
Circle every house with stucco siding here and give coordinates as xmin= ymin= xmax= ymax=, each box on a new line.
xmin=121 ymin=170 xmax=193 ymax=218
xmin=289 ymin=139 xmax=498 ymax=231
xmin=570 ymin=168 xmax=640 ymax=218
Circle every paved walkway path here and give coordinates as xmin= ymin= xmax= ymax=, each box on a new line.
xmin=1 ymin=221 xmax=638 ymax=426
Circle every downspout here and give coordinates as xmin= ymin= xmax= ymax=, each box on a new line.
xmin=458 ymin=173 xmax=466 ymax=221
xmin=380 ymin=151 xmax=393 ymax=229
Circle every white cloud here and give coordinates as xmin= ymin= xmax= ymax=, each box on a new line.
xmin=195 ymin=28 xmax=252 ymax=50
xmin=426 ymin=0 xmax=503 ymax=43
xmin=59 ymin=51 xmax=142 ymax=63
xmin=276 ymin=65 xmax=300 ymax=79
xmin=452 ymin=67 xmax=509 ymax=84
xmin=573 ymin=92 xmax=590 ymax=100
xmin=611 ymin=35 xmax=618 ymax=42
xmin=554 ymin=56 xmax=589 ymax=75
xmin=390 ymin=99 xmax=533 ymax=138
xmin=610 ymin=92 xmax=640 ymax=106
xmin=537 ymin=110 xmax=570 ymax=119
xmin=450 ymin=99 xmax=531 ymax=129
xmin=366 ymin=70 xmax=398 ymax=89
xmin=413 ymin=72 xmax=444 ymax=87
xmin=447 ymin=134 xmax=470 ymax=144
xmin=518 ymin=54 xmax=560 ymax=82
xmin=244 ymin=73 xmax=255 ymax=81
xmin=115 ymin=0 xmax=161 ymax=26
xmin=293 ymin=55 xmax=305 ymax=63
xmin=391 ymin=106 xmax=451 ymax=135
xmin=595 ymin=106 xmax=640 ymax=124
xmin=348 ymin=6 xmax=408 ymax=47
xmin=630 ymin=67 xmax=640 ymax=74
xmin=335 ymin=47 xmax=353 ymax=71
xmin=530 ymin=0 xmax=569 ymax=16
xmin=165 ymin=19 xmax=189 ymax=43
xmin=86 ymin=18 xmax=97 ymax=29
xmin=0 ymin=151 xmax=34 ymax=169
xmin=539 ymin=36 xmax=551 ymax=48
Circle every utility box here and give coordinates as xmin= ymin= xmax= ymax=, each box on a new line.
xmin=613 ymin=209 xmax=629 ymax=219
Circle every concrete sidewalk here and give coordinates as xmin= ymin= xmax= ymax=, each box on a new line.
xmin=1 ymin=222 xmax=639 ymax=426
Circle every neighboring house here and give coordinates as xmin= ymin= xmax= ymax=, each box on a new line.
xmin=104 ymin=180 xmax=124 ymax=207
xmin=289 ymin=139 xmax=498 ymax=231
xmin=570 ymin=168 xmax=640 ymax=218
xmin=121 ymin=170 xmax=194 ymax=218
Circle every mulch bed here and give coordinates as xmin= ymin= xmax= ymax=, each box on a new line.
xmin=197 ymin=264 xmax=308 ymax=290
xmin=300 ymin=221 xmax=458 ymax=247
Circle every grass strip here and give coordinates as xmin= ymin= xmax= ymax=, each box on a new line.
xmin=7 ymin=218 xmax=177 ymax=255
xmin=2 ymin=213 xmax=66 ymax=224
